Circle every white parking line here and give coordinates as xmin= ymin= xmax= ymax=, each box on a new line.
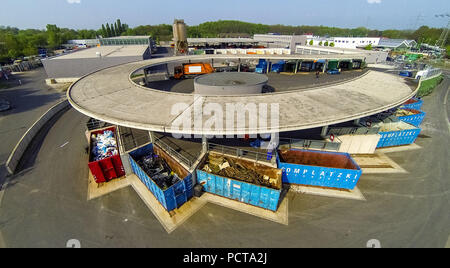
xmin=0 ymin=231 xmax=5 ymax=248
xmin=0 ymin=176 xmax=11 ymax=208
xmin=60 ymin=141 xmax=69 ymax=148
xmin=444 ymin=86 xmax=450 ymax=134
xmin=444 ymin=85 xmax=449 ymax=105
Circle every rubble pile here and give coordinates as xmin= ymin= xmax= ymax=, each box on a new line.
xmin=202 ymin=154 xmax=278 ymax=189
xmin=91 ymin=130 xmax=119 ymax=161
xmin=137 ymin=153 xmax=181 ymax=190
xmin=395 ymin=109 xmax=416 ymax=117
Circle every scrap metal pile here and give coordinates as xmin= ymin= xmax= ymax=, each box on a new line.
xmin=202 ymin=154 xmax=278 ymax=189
xmin=395 ymin=109 xmax=416 ymax=117
xmin=91 ymin=130 xmax=119 ymax=161
xmin=137 ymin=153 xmax=181 ymax=190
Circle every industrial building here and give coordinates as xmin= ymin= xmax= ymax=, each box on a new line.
xmin=295 ymin=45 xmax=388 ymax=64
xmin=66 ymin=36 xmax=156 ymax=52
xmin=187 ymin=38 xmax=258 ymax=48
xmin=253 ymin=34 xmax=308 ymax=51
xmin=306 ymin=36 xmax=381 ymax=49
xmin=376 ymin=39 xmax=418 ymax=50
xmin=42 ymin=45 xmax=151 ymax=80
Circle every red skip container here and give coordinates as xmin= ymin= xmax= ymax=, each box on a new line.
xmin=88 ymin=126 xmax=125 ymax=184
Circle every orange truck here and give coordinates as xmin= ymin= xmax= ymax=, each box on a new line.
xmin=174 ymin=63 xmax=214 ymax=79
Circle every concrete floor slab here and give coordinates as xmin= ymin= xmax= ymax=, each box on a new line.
xmin=68 ymin=55 xmax=417 ymax=135
xmin=87 ymin=171 xmax=131 ymax=201
xmin=128 ymin=175 xmax=208 ymax=234
xmin=289 ymin=185 xmax=366 ymax=201
xmin=376 ymin=143 xmax=422 ymax=154
xmin=201 ymin=192 xmax=289 ymax=226
xmin=352 ymin=153 xmax=408 ymax=174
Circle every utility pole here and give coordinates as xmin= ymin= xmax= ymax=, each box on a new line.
xmin=435 ymin=14 xmax=450 ymax=48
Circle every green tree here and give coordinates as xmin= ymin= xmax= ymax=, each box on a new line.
xmin=324 ymin=41 xmax=329 ymax=46
xmin=111 ymin=23 xmax=117 ymax=37
xmin=106 ymin=23 xmax=112 ymax=37
xmin=330 ymin=42 xmax=335 ymax=47
xmin=46 ymin=24 xmax=62 ymax=49
xmin=101 ymin=24 xmax=107 ymax=37
xmin=364 ymin=44 xmax=373 ymax=50
xmin=309 ymin=40 xmax=314 ymax=45
xmin=116 ymin=19 xmax=123 ymax=35
xmin=319 ymin=41 xmax=323 ymax=46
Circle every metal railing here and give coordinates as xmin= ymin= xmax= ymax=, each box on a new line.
xmin=154 ymin=137 xmax=200 ymax=169
xmin=328 ymin=126 xmax=381 ymax=136
xmin=420 ymin=67 xmax=442 ymax=80
xmin=86 ymin=118 xmax=112 ymax=131
xmin=208 ymin=143 xmax=273 ymax=164
xmin=279 ymin=137 xmax=342 ymax=152
xmin=117 ymin=126 xmax=151 ymax=153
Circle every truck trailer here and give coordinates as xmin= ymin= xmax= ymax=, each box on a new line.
xmin=174 ymin=63 xmax=214 ymax=79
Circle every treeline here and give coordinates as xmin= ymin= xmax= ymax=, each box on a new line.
xmin=1 ymin=20 xmax=448 ymax=64
xmin=113 ymin=20 xmax=449 ymax=47
xmin=0 ymin=25 xmax=100 ymax=63
xmin=100 ymin=19 xmax=130 ymax=38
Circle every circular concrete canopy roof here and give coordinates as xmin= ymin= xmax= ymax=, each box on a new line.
xmin=195 ymin=72 xmax=268 ymax=87
xmin=68 ymin=54 xmax=417 ymax=136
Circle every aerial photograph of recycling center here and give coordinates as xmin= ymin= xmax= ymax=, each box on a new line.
xmin=0 ymin=0 xmax=449 ymax=252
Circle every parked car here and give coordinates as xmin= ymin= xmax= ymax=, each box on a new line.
xmin=327 ymin=69 xmax=340 ymax=75
xmin=399 ymin=71 xmax=413 ymax=78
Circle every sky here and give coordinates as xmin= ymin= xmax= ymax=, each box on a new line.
xmin=0 ymin=0 xmax=449 ymax=30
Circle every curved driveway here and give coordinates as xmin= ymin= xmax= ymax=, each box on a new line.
xmin=68 ymin=55 xmax=416 ymax=135
xmin=0 ymin=74 xmax=448 ymax=247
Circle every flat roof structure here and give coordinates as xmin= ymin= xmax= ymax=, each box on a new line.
xmin=42 ymin=45 xmax=151 ymax=79
xmin=49 ymin=45 xmax=150 ymax=60
xmin=188 ymin=38 xmax=257 ymax=46
xmin=68 ymin=54 xmax=417 ymax=135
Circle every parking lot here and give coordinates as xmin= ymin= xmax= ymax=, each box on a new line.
xmin=0 ymin=69 xmax=448 ymax=248
xmin=146 ymin=69 xmax=370 ymax=94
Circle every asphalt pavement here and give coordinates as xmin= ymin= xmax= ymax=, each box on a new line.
xmin=0 ymin=69 xmax=448 ymax=248
xmin=0 ymin=68 xmax=64 ymax=188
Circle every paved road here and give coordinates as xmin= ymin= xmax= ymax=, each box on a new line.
xmin=147 ymin=69 xmax=370 ymax=94
xmin=0 ymin=68 xmax=64 ymax=188
xmin=0 ymin=73 xmax=448 ymax=248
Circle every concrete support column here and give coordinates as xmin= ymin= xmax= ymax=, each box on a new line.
xmin=266 ymin=60 xmax=270 ymax=74
xmin=295 ymin=60 xmax=299 ymax=74
xmin=143 ymin=68 xmax=148 ymax=85
xmin=323 ymin=60 xmax=328 ymax=73
xmin=202 ymin=135 xmax=208 ymax=154
xmin=354 ymin=119 xmax=361 ymax=126
xmin=321 ymin=126 xmax=329 ymax=137
xmin=238 ymin=58 xmax=241 ymax=72
xmin=166 ymin=64 xmax=170 ymax=77
xmin=148 ymin=131 xmax=155 ymax=144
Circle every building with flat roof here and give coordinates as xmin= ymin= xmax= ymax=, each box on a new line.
xmin=306 ymin=37 xmax=381 ymax=49
xmin=42 ymin=45 xmax=151 ymax=80
xmin=295 ymin=45 xmax=388 ymax=64
xmin=188 ymin=38 xmax=258 ymax=47
xmin=376 ymin=39 xmax=417 ymax=50
xmin=253 ymin=34 xmax=308 ymax=51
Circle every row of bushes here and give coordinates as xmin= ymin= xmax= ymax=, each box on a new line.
xmin=417 ymin=75 xmax=444 ymax=97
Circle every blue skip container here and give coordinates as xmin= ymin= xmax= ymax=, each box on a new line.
xmin=360 ymin=116 xmax=421 ymax=148
xmin=277 ymin=149 xmax=362 ymax=190
xmin=129 ymin=143 xmax=193 ymax=212
xmin=401 ymin=98 xmax=424 ymax=110
xmin=395 ymin=109 xmax=426 ymax=127
xmin=196 ymin=152 xmax=283 ymax=211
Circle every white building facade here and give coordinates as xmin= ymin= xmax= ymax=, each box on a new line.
xmin=306 ymin=37 xmax=381 ymax=49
